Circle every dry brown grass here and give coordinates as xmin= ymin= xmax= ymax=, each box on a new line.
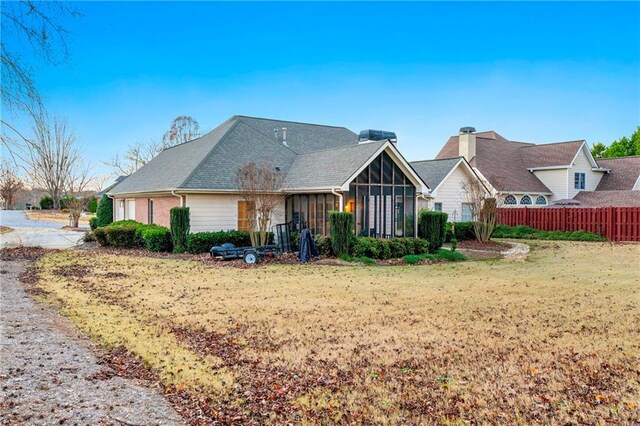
xmin=34 ymin=241 xmax=640 ymax=424
xmin=0 ymin=225 xmax=13 ymax=234
xmin=25 ymin=209 xmax=93 ymax=225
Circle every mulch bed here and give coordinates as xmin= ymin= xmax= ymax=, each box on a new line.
xmin=456 ymin=240 xmax=511 ymax=252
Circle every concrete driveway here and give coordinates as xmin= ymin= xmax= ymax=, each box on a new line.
xmin=0 ymin=210 xmax=85 ymax=249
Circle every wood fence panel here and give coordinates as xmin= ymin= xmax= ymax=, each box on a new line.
xmin=497 ymin=207 xmax=640 ymax=242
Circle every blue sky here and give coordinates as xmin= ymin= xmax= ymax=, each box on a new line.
xmin=4 ymin=1 xmax=640 ymax=177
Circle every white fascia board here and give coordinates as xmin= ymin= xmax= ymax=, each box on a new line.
xmin=339 ymin=142 xmax=430 ymax=194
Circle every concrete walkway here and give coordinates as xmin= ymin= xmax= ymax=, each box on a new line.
xmin=0 ymin=260 xmax=184 ymax=425
xmin=0 ymin=210 xmax=84 ymax=249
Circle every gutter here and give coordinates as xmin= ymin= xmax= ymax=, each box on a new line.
xmin=171 ymin=190 xmax=184 ymax=207
xmin=331 ymin=188 xmax=344 ymax=212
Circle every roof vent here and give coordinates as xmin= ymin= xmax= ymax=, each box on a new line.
xmin=358 ymin=129 xmax=397 ymax=144
xmin=459 ymin=126 xmax=476 ymax=134
xmin=282 ymin=127 xmax=288 ymax=147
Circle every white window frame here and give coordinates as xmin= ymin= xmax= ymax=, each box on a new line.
xmin=574 ymin=172 xmax=586 ymax=190
xmin=520 ymin=195 xmax=532 ymax=205
xmin=434 ymin=202 xmax=442 ymax=212
xmin=535 ymin=195 xmax=547 ymax=206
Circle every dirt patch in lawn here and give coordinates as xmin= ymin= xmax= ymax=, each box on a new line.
xmin=32 ymin=241 xmax=640 ymax=424
xmin=0 ymin=225 xmax=13 ymax=234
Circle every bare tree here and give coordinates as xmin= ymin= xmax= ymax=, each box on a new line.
xmin=462 ymin=175 xmax=497 ymax=243
xmin=24 ymin=115 xmax=89 ymax=210
xmin=161 ymin=116 xmax=201 ymax=147
xmin=1 ymin=1 xmax=80 ymax=158
xmin=104 ymin=116 xmax=201 ymax=176
xmin=0 ymin=159 xmax=24 ymax=209
xmin=104 ymin=139 xmax=162 ymax=175
xmin=236 ymin=162 xmax=284 ymax=247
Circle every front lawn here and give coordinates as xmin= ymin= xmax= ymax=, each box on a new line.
xmin=32 ymin=241 xmax=639 ymax=424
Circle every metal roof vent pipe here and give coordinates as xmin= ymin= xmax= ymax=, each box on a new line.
xmin=282 ymin=127 xmax=288 ymax=147
xmin=458 ymin=126 xmax=476 ymax=161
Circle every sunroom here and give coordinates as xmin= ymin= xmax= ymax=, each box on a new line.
xmin=284 ymin=142 xmax=428 ymax=238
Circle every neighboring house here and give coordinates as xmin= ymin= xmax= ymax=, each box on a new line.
xmin=108 ymin=116 xmax=429 ymax=237
xmin=570 ymin=156 xmax=640 ymax=207
xmin=434 ymin=127 xmax=640 ymax=207
xmin=410 ymin=156 xmax=489 ymax=222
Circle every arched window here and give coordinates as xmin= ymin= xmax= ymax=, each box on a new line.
xmin=535 ymin=195 xmax=547 ymax=206
xmin=504 ymin=195 xmax=517 ymax=205
xmin=520 ymin=195 xmax=532 ymax=205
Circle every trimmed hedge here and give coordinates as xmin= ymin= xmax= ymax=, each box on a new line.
xmin=94 ymin=220 xmax=173 ymax=251
xmin=170 ymin=207 xmax=190 ymax=253
xmin=350 ymin=237 xmax=430 ymax=260
xmin=89 ymin=217 xmax=98 ymax=230
xmin=418 ymin=211 xmax=448 ymax=253
xmin=445 ymin=222 xmax=476 ymax=242
xmin=95 ymin=196 xmax=114 ymax=227
xmin=492 ymin=225 xmax=607 ymax=241
xmin=329 ymin=212 xmax=354 ymax=256
xmin=138 ymin=225 xmax=173 ymax=252
xmin=186 ymin=230 xmax=265 ymax=254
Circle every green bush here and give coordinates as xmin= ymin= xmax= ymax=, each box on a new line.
xmin=170 ymin=207 xmax=190 ymax=253
xmin=329 ymin=211 xmax=354 ymax=256
xmin=88 ymin=196 xmax=98 ymax=213
xmin=315 ymin=235 xmax=333 ymax=256
xmin=186 ymin=230 xmax=254 ymax=254
xmin=492 ymin=225 xmax=606 ymax=241
xmin=350 ymin=237 xmax=430 ymax=259
xmin=89 ymin=217 xmax=98 ymax=230
xmin=351 ymin=237 xmax=379 ymax=258
xmin=289 ymin=231 xmax=300 ymax=252
xmin=94 ymin=228 xmax=108 ymax=246
xmin=39 ymin=195 xmax=53 ymax=210
xmin=137 ymin=225 xmax=172 ymax=252
xmin=412 ymin=238 xmax=430 ymax=254
xmin=95 ymin=197 xmax=114 ymax=227
xmin=105 ymin=225 xmax=140 ymax=248
xmin=445 ymin=222 xmax=476 ymax=242
xmin=418 ymin=211 xmax=448 ymax=253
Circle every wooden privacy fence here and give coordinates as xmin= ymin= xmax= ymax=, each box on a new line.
xmin=497 ymin=207 xmax=640 ymax=242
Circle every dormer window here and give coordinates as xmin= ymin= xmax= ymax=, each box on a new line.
xmin=574 ymin=173 xmax=586 ymax=190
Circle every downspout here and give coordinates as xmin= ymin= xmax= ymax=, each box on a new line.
xmin=106 ymin=194 xmax=115 ymax=222
xmin=331 ymin=188 xmax=344 ymax=212
xmin=171 ymin=190 xmax=184 ymax=207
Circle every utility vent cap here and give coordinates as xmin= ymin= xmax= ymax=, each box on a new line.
xmin=459 ymin=126 xmax=476 ymax=134
xmin=358 ymin=129 xmax=397 ymax=143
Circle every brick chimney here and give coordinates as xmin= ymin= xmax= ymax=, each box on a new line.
xmin=458 ymin=126 xmax=476 ymax=161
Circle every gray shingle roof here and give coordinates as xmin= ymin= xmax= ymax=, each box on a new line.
xmin=284 ymin=141 xmax=385 ymax=190
xmin=410 ymin=157 xmax=462 ymax=190
xmin=108 ymin=115 xmax=362 ymax=195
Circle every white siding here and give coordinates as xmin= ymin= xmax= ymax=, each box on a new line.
xmin=633 ymin=175 xmax=640 ymax=191
xmin=532 ymin=169 xmax=568 ymax=201
xmin=185 ymin=193 xmax=285 ymax=233
xmin=568 ymin=148 xmax=605 ymax=199
xmin=430 ymin=165 xmax=482 ymax=222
